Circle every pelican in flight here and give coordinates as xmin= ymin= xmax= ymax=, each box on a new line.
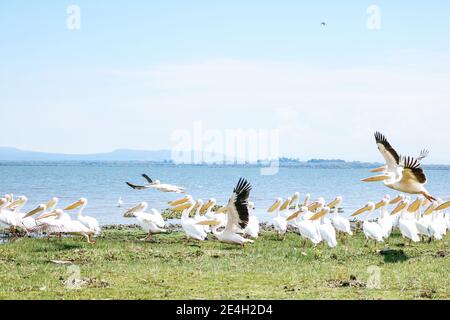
xmin=126 ymin=174 xmax=186 ymax=193
xmin=201 ymin=178 xmax=254 ymax=247
xmin=31 ymin=209 xmax=96 ymax=244
xmin=64 ymin=198 xmax=101 ymax=236
xmin=123 ymin=202 xmax=167 ymax=241
xmin=363 ymin=132 xmax=436 ymax=202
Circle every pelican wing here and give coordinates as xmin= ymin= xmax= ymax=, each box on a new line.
xmin=400 ymin=156 xmax=427 ymax=185
xmin=374 ymin=132 xmax=400 ymax=170
xmin=227 ymin=178 xmax=252 ymax=230
xmin=417 ymin=149 xmax=429 ymax=162
xmin=126 ymin=182 xmax=150 ymax=190
xmin=142 ymin=174 xmax=153 ymax=184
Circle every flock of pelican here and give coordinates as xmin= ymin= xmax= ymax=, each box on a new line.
xmin=0 ymin=196 xmax=100 ymax=244
xmin=1 ymin=132 xmax=449 ymax=248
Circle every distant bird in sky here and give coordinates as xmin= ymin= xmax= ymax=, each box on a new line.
xmin=321 ymin=22 xmax=327 ymax=27
xmin=117 ymin=197 xmax=123 ymax=208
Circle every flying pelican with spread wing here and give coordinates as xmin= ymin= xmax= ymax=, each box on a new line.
xmin=363 ymin=132 xmax=436 ymax=202
xmin=126 ymin=174 xmax=186 ymax=193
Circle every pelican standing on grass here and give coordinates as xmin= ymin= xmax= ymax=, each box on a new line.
xmin=123 ymin=202 xmax=167 ymax=241
xmin=287 ymin=206 xmax=322 ymax=247
xmin=64 ymin=198 xmax=101 ymax=236
xmin=31 ymin=209 xmax=96 ymax=244
xmin=390 ymin=197 xmax=421 ymax=244
xmin=328 ymin=197 xmax=353 ymax=237
xmin=352 ymin=202 xmax=385 ymax=245
xmin=364 ymin=132 xmax=436 ymax=202
xmin=126 ymin=174 xmax=186 ymax=193
xmin=171 ymin=197 xmax=208 ymax=241
xmin=310 ymin=207 xmax=337 ymax=248
xmin=267 ymin=198 xmax=288 ymax=237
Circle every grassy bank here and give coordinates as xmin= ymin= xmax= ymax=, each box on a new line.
xmin=0 ymin=226 xmax=448 ymax=300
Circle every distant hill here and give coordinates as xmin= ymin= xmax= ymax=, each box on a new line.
xmin=0 ymin=147 xmax=447 ymax=169
xmin=0 ymin=147 xmax=172 ymax=161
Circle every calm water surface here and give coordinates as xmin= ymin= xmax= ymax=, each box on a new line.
xmin=1 ymin=162 xmax=449 ymax=225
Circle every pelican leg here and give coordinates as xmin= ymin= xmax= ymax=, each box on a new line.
xmin=422 ymin=192 xmax=437 ymax=202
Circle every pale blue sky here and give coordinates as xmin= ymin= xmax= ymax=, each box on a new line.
xmin=1 ymin=1 xmax=450 ymax=162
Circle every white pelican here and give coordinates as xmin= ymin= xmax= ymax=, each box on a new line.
xmin=328 ymin=197 xmax=352 ymax=237
xmin=287 ymin=206 xmax=322 ymax=246
xmin=123 ymin=202 xmax=167 ymax=241
xmin=126 ymin=174 xmax=186 ymax=193
xmin=408 ymin=198 xmax=434 ymax=241
xmin=391 ymin=198 xmax=420 ymax=243
xmin=64 ymin=198 xmax=101 ymax=236
xmin=267 ymin=198 xmax=288 ymax=237
xmin=427 ymin=199 xmax=447 ymax=238
xmin=244 ymin=201 xmax=259 ymax=239
xmin=171 ymin=198 xmax=208 ymax=241
xmin=352 ymin=202 xmax=385 ymax=244
xmin=0 ymin=196 xmax=29 ymax=233
xmin=435 ymin=200 xmax=450 ymax=230
xmin=202 ymin=178 xmax=254 ymax=247
xmin=374 ymin=196 xmax=394 ymax=239
xmin=32 ymin=209 xmax=96 ymax=244
xmin=310 ymin=207 xmax=337 ymax=248
xmin=201 ymin=198 xmax=227 ymax=229
xmin=364 ymin=132 xmax=436 ymax=201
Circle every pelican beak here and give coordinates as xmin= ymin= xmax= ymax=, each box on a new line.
xmin=168 ymin=196 xmax=190 ymax=207
xmin=267 ymin=200 xmax=281 ymax=213
xmin=326 ymin=198 xmax=340 ymax=209
xmin=374 ymin=200 xmax=386 ymax=210
xmin=6 ymin=198 xmax=25 ymax=209
xmin=287 ymin=210 xmax=301 ymax=221
xmin=196 ymin=220 xmax=220 ymax=226
xmin=389 ymin=195 xmax=403 ymax=205
xmin=391 ymin=202 xmax=407 ymax=215
xmin=424 ymin=203 xmax=436 ymax=215
xmin=371 ymin=166 xmax=387 ymax=173
xmin=24 ymin=206 xmax=45 ymax=218
xmin=123 ymin=205 xmax=139 ymax=217
xmin=171 ymin=202 xmax=193 ymax=212
xmin=215 ymin=206 xmax=228 ymax=214
xmin=435 ymin=200 xmax=450 ymax=212
xmin=351 ymin=205 xmax=369 ymax=217
xmin=64 ymin=200 xmax=83 ymax=211
xmin=279 ymin=199 xmax=290 ymax=211
xmin=307 ymin=202 xmax=321 ymax=212
xmin=36 ymin=211 xmax=57 ymax=221
xmin=362 ymin=174 xmax=390 ymax=182
xmin=200 ymin=200 xmax=213 ymax=214
xmin=289 ymin=194 xmax=299 ymax=207
xmin=407 ymin=198 xmax=421 ymax=213
xmin=45 ymin=198 xmax=57 ymax=209
xmin=310 ymin=208 xmax=328 ymax=221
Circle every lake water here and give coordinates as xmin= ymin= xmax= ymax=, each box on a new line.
xmin=1 ymin=162 xmax=449 ymax=225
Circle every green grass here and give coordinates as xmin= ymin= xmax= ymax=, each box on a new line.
xmin=0 ymin=227 xmax=448 ymax=300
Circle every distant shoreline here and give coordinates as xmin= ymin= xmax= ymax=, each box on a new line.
xmin=0 ymin=160 xmax=449 ymax=170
